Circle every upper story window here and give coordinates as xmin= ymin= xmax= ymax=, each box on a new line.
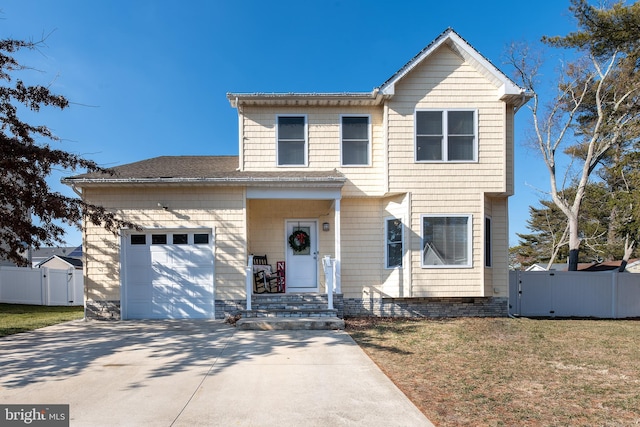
xmin=415 ymin=110 xmax=477 ymax=162
xmin=277 ymin=116 xmax=307 ymax=166
xmin=341 ymin=116 xmax=370 ymax=166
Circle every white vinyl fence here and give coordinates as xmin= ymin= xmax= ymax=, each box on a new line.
xmin=509 ymin=270 xmax=640 ymax=318
xmin=0 ymin=266 xmax=83 ymax=306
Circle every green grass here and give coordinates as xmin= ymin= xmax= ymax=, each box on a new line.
xmin=0 ymin=304 xmax=84 ymax=337
xmin=346 ymin=317 xmax=640 ymax=427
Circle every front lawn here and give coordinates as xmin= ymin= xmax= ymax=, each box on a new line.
xmin=346 ymin=317 xmax=640 ymax=426
xmin=0 ymin=304 xmax=84 ymax=337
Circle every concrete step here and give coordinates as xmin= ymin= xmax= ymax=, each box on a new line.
xmin=241 ymin=308 xmax=338 ymax=318
xmin=251 ymin=303 xmax=330 ymax=311
xmin=235 ymin=316 xmax=345 ymax=331
xmin=251 ymin=293 xmax=336 ymax=312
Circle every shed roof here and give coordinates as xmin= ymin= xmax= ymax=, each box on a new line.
xmin=37 ymin=255 xmax=83 ymax=269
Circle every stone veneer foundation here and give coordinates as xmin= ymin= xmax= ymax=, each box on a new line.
xmin=85 ymin=296 xmax=507 ymax=320
xmin=342 ymin=296 xmax=508 ymax=318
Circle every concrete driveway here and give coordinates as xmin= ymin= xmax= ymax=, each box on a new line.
xmin=0 ymin=320 xmax=433 ymax=426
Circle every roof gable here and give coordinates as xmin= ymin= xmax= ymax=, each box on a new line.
xmin=377 ymin=28 xmax=529 ymax=107
xmin=37 ymin=255 xmax=83 ymax=269
xmin=227 ymin=28 xmax=530 ymax=109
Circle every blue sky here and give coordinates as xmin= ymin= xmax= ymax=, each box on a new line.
xmin=3 ymin=0 xmax=583 ymax=247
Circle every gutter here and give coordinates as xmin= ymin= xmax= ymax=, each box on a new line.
xmin=61 ymin=175 xmax=347 ymax=187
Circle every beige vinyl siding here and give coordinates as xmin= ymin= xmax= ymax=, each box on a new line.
xmin=381 ymin=194 xmax=410 ymax=297
xmin=409 ymin=193 xmax=483 ymax=296
xmin=82 ymin=186 xmax=246 ymax=302
xmin=387 ymin=44 xmax=507 ymax=195
xmin=383 ymin=44 xmax=510 ymax=297
xmin=487 ymin=196 xmax=509 ymax=297
xmin=340 ymin=198 xmax=384 ymax=298
xmin=505 ymin=105 xmax=516 ymax=196
xmin=241 ymin=106 xmax=386 ymax=196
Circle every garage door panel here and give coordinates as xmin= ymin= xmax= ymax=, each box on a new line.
xmin=127 ymin=301 xmax=152 ymax=319
xmin=127 ymin=247 xmax=151 ymax=266
xmin=174 ymin=281 xmax=212 ymax=299
xmin=170 ymin=250 xmax=213 ymax=269
xmin=127 ymin=283 xmax=153 ymax=300
xmin=123 ymin=230 xmax=214 ymax=320
xmin=127 ymin=266 xmax=151 ymax=284
xmin=172 ymin=301 xmax=211 ymax=319
xmin=151 ymin=250 xmax=170 ymax=264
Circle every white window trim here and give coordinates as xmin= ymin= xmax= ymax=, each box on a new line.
xmin=340 ymin=114 xmax=372 ymax=167
xmin=485 ymin=215 xmax=492 ymax=268
xmin=276 ymin=114 xmax=308 ymax=167
xmin=420 ymin=214 xmax=473 ymax=269
xmin=414 ymin=109 xmax=478 ymax=163
xmin=384 ymin=216 xmax=403 ymax=269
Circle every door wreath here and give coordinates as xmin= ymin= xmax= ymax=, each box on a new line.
xmin=288 ymin=229 xmax=310 ymax=252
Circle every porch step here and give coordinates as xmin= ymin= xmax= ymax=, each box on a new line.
xmin=251 ymin=293 xmax=335 ymax=311
xmin=241 ymin=308 xmax=339 ymax=318
xmin=236 ymin=316 xmax=345 ymax=331
xmin=236 ymin=293 xmax=343 ymax=329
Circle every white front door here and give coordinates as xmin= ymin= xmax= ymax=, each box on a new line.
xmin=285 ymin=220 xmax=318 ymax=292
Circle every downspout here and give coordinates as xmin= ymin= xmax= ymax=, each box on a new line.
xmin=69 ymin=183 xmax=82 ymax=198
xmin=513 ymin=91 xmax=528 ymax=114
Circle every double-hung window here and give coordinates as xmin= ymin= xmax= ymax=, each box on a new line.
xmin=421 ymin=214 xmax=472 ymax=268
xmin=277 ymin=116 xmax=307 ymax=166
xmin=385 ymin=217 xmax=403 ymax=268
xmin=415 ymin=110 xmax=477 ymax=162
xmin=341 ymin=116 xmax=370 ymax=166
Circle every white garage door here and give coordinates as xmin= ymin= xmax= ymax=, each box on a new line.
xmin=122 ymin=230 xmax=214 ymax=319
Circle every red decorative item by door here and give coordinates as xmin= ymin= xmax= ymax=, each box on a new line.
xmin=276 ymin=261 xmax=286 ymax=292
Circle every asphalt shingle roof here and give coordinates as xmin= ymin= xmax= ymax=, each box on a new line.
xmin=64 ymin=156 xmax=346 ymax=186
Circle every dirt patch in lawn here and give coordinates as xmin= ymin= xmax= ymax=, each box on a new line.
xmin=346 ymin=317 xmax=640 ymax=426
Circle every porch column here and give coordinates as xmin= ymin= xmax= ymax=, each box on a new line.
xmin=334 ymin=198 xmax=341 ymax=293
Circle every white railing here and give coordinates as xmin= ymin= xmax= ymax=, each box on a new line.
xmin=322 ymin=256 xmax=336 ymax=310
xmin=245 ymin=255 xmax=254 ymax=311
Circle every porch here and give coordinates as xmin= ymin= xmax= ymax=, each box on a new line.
xmin=240 ymin=254 xmax=343 ymax=329
xmin=241 ymin=181 xmax=344 ymax=328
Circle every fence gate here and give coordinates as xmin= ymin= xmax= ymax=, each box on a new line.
xmin=509 ymin=270 xmax=640 ymax=319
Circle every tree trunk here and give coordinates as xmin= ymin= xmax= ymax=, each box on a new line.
xmin=568 ymin=249 xmax=579 ymax=271
xmin=619 ymin=235 xmax=635 ymax=272
xmin=567 ymin=213 xmax=581 ymax=271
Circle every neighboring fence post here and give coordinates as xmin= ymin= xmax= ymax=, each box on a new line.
xmin=41 ymin=267 xmax=49 ymax=305
xmin=246 ymin=255 xmax=253 ymax=311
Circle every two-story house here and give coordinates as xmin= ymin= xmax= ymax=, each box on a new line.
xmin=64 ymin=28 xmax=530 ymax=320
